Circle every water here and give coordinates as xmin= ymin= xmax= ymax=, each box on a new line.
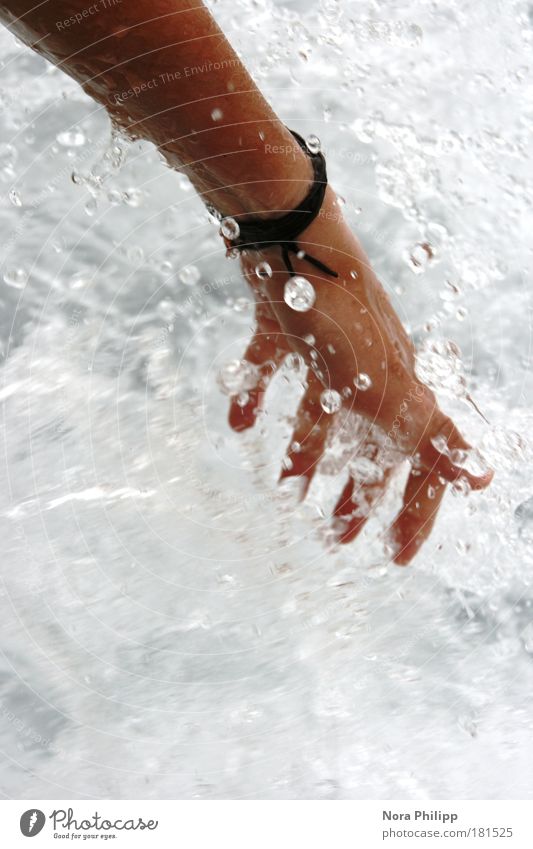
xmin=0 ymin=0 xmax=532 ymax=799
xmin=284 ymin=275 xmax=316 ymax=311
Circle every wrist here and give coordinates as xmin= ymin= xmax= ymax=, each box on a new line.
xmin=192 ymin=124 xmax=315 ymax=221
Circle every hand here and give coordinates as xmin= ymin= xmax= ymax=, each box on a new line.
xmin=226 ymin=187 xmax=493 ymax=565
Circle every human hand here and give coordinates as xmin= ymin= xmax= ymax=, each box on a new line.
xmin=226 ymin=187 xmax=493 ymax=565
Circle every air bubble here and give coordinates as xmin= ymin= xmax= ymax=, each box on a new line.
xmin=211 ymin=108 xmax=223 ymax=121
xmin=284 ymin=276 xmax=316 ymax=312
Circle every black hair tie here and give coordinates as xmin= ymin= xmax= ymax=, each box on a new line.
xmin=217 ymin=129 xmax=338 ymax=279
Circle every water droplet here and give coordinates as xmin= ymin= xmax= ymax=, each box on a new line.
xmin=179 ymin=265 xmax=201 ymax=286
xmin=320 ymin=388 xmax=342 ymax=414
xmin=107 ymin=189 xmax=122 ymax=205
xmin=350 ymin=269 xmax=358 ymax=279
xmin=284 ymin=276 xmax=316 ymax=312
xmin=123 ymin=188 xmax=143 ymax=207
xmin=0 ymin=143 xmax=17 ymax=173
xmin=157 ymin=298 xmax=176 ymax=321
xmin=84 ymin=197 xmax=97 ymax=216
xmin=286 ymin=352 xmax=304 ymax=371
xmin=306 ymin=134 xmax=321 ymax=154
xmin=255 ymin=261 xmax=272 ymax=280
xmin=220 ymin=217 xmax=240 ymax=240
xmin=56 ymin=128 xmax=86 ymax=147
xmin=3 ymin=267 xmax=27 ymax=289
xmin=234 ymin=297 xmax=252 ymax=312
xmin=217 ymin=359 xmax=259 ymax=395
xmin=69 ymin=271 xmax=91 ymax=290
xmin=353 ymin=372 xmax=372 ymax=391
xmin=211 ymin=108 xmax=223 ymax=121
xmin=320 ymin=0 xmax=342 ymax=21
xmin=128 ymin=245 xmax=144 ymax=265
xmin=8 ymin=188 xmax=22 ymax=207
xmin=404 ymin=242 xmax=433 ymax=275
xmin=303 ymin=334 xmax=315 ymax=346
xmin=431 ymin=434 xmax=449 ymax=455
xmin=521 ymin=621 xmax=533 ymax=653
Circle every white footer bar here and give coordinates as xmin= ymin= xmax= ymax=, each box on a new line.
xmin=1 ymin=799 xmax=531 ymax=848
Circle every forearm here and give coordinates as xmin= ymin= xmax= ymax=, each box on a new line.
xmin=0 ymin=0 xmax=311 ymax=216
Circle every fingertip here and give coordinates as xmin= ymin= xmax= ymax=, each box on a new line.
xmin=278 ymin=466 xmax=311 ymax=501
xmin=466 ymin=467 xmax=494 ymax=491
xmin=389 ymin=529 xmax=419 ymax=566
xmin=335 ymin=516 xmax=366 ymax=545
xmin=228 ymin=400 xmax=257 ymax=432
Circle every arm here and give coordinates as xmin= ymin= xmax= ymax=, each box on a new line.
xmin=0 ymin=0 xmax=311 ymax=218
xmin=0 ymin=0 xmax=493 ymax=564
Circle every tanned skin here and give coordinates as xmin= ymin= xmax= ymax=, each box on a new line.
xmin=0 ymin=1 xmax=492 ymax=563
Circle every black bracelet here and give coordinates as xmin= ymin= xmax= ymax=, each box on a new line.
xmin=215 ymin=129 xmax=338 ymax=279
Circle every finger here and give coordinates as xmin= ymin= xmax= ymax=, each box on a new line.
xmin=421 ymin=416 xmax=493 ymax=491
xmin=333 ymin=464 xmax=395 ymax=545
xmin=390 ymin=465 xmax=447 ymax=566
xmin=279 ymin=370 xmax=333 ymax=498
xmin=228 ymin=308 xmax=289 ymax=432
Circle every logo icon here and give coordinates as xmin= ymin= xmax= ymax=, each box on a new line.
xmin=20 ymin=810 xmax=46 ymax=837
